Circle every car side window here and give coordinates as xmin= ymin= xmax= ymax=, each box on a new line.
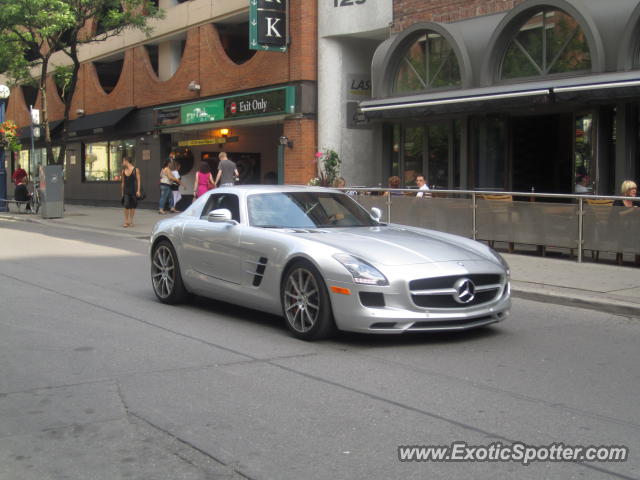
xmin=200 ymin=194 xmax=240 ymax=222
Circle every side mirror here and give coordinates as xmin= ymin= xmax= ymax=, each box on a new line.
xmin=207 ymin=208 xmax=238 ymax=225
xmin=370 ymin=207 xmax=382 ymax=222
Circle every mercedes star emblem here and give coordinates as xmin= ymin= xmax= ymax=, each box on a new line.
xmin=453 ymin=278 xmax=476 ymax=304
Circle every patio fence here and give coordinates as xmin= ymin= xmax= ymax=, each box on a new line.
xmin=341 ymin=188 xmax=640 ymax=263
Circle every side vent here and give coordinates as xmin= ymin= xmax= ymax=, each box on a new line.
xmin=253 ymin=257 xmax=268 ymax=286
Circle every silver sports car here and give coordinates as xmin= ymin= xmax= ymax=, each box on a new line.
xmin=150 ymin=185 xmax=511 ymax=340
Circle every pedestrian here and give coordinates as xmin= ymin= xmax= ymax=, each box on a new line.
xmin=159 ymin=158 xmax=181 ymax=214
xmin=415 ymin=174 xmax=432 ymax=198
xmin=383 ymin=175 xmax=403 ymax=196
xmin=215 ymin=152 xmax=239 ymax=187
xmin=12 ymin=163 xmax=28 ymax=185
xmin=120 ymin=157 xmax=141 ymax=227
xmin=170 ymin=158 xmax=182 ymax=212
xmin=193 ymin=161 xmax=215 ymax=200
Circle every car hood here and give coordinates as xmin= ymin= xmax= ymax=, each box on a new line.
xmin=291 ymin=226 xmax=491 ymax=266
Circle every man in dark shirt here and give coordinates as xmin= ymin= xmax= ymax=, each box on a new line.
xmin=215 ymin=152 xmax=239 ymax=187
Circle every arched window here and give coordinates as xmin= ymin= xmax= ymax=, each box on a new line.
xmin=393 ymin=31 xmax=461 ymax=94
xmin=500 ymin=9 xmax=590 ymax=80
xmin=93 ymin=53 xmax=124 ymax=94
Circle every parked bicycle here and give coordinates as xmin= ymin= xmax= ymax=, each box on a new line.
xmin=28 ymin=181 xmax=41 ymax=214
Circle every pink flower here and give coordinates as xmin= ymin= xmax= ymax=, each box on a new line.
xmin=315 ymin=151 xmax=323 ymax=158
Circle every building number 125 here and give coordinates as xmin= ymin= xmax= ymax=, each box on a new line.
xmin=334 ymin=0 xmax=366 ymax=6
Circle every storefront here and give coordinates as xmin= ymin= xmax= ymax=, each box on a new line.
xmin=154 ymin=85 xmax=298 ymax=203
xmin=361 ymin=0 xmax=640 ymax=195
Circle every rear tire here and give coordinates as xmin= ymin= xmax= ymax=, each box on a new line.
xmin=151 ymin=240 xmax=187 ymax=304
xmin=281 ymin=260 xmax=336 ymax=341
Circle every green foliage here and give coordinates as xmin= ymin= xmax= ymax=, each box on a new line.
xmin=0 ymin=0 xmax=163 ymax=163
xmin=53 ymin=65 xmax=73 ymax=100
xmin=309 ymin=149 xmax=341 ymax=187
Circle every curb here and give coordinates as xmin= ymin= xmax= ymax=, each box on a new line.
xmin=511 ymin=285 xmax=640 ymax=318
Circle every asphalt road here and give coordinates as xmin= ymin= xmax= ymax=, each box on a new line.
xmin=0 ymin=219 xmax=638 ymax=480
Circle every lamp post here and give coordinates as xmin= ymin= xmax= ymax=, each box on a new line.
xmin=0 ymin=84 xmax=10 ymax=212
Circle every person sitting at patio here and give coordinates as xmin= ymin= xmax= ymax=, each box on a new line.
xmin=613 ymin=180 xmax=638 ymax=208
xmin=611 ymin=180 xmax=638 ymax=265
xmin=383 ymin=176 xmax=404 ymax=196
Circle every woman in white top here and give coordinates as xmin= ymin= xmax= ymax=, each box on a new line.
xmin=170 ymin=160 xmax=182 ymax=211
xmin=159 ymin=158 xmax=181 ymax=214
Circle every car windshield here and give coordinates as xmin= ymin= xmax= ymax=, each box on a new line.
xmin=247 ymin=192 xmax=378 ymax=228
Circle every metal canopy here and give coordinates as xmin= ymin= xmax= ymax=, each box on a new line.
xmin=67 ymin=107 xmax=135 ymax=134
xmin=360 ymin=71 xmax=640 ymax=118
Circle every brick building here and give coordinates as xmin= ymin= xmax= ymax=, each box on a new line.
xmin=3 ymin=0 xmax=318 ymax=207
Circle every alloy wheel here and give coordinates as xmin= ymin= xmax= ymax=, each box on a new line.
xmin=152 ymin=245 xmax=176 ymax=299
xmin=283 ymin=267 xmax=321 ymax=333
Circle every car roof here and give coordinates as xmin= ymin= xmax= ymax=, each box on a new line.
xmin=214 ymin=185 xmax=341 ymax=195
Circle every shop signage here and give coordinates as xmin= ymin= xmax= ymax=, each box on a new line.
xmin=178 ymin=137 xmax=239 ymax=147
xmin=249 ymin=0 xmax=288 ymax=52
xmin=347 ymin=74 xmax=371 ymax=100
xmin=154 ymin=86 xmax=296 ymax=127
xmin=181 ymin=100 xmax=224 ymax=125
xmin=155 ymin=106 xmax=181 ymax=126
xmin=346 ymin=101 xmax=370 ymax=129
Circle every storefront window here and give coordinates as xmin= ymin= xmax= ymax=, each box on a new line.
xmin=391 ymin=125 xmax=401 ymax=179
xmin=574 ymin=114 xmax=593 ymax=193
xmin=471 ymin=116 xmax=507 ymax=190
xmin=403 ymin=126 xmax=424 ymax=185
xmin=83 ymin=138 xmax=136 ymax=182
xmin=394 ymin=31 xmax=461 ymax=94
xmin=391 ymin=121 xmax=461 ymax=189
xmin=19 ymin=146 xmax=61 ymax=180
xmin=501 ymin=9 xmax=591 ymax=80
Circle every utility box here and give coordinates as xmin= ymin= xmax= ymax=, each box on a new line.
xmin=39 ymin=165 xmax=64 ymax=219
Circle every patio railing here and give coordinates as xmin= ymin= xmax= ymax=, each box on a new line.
xmin=340 ymin=188 xmax=640 ymax=263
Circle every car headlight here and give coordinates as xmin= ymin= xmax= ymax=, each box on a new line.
xmin=490 ymin=248 xmax=510 ymax=277
xmin=333 ymin=254 xmax=389 ymax=286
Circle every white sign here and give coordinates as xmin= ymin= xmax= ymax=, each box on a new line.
xmin=31 ymin=108 xmax=40 ymax=124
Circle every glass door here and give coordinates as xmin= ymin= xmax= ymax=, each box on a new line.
xmin=574 ymin=113 xmax=595 ymax=194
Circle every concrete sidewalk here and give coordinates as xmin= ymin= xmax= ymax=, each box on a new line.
xmin=2 ymin=204 xmax=639 ymax=318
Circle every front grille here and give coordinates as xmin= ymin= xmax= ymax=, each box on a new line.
xmin=412 ymin=290 xmax=497 ymax=308
xmin=409 ymin=274 xmax=503 ymax=309
xmin=409 ymin=274 xmax=501 ymax=290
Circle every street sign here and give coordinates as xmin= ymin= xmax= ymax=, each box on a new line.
xmin=249 ymin=0 xmax=289 ymax=52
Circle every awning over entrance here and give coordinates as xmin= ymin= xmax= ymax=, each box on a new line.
xmin=67 ymin=107 xmax=135 ymax=137
xmin=360 ymin=71 xmax=640 ymax=118
xmin=18 ymin=120 xmax=63 ymax=141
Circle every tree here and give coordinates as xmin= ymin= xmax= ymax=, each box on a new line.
xmin=0 ymin=0 xmax=162 ymax=165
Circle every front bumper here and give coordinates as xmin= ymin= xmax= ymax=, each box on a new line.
xmin=328 ymin=260 xmax=511 ymax=334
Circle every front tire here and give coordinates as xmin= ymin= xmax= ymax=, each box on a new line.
xmin=281 ymin=260 xmax=336 ymax=341
xmin=151 ymin=240 xmax=187 ymax=304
